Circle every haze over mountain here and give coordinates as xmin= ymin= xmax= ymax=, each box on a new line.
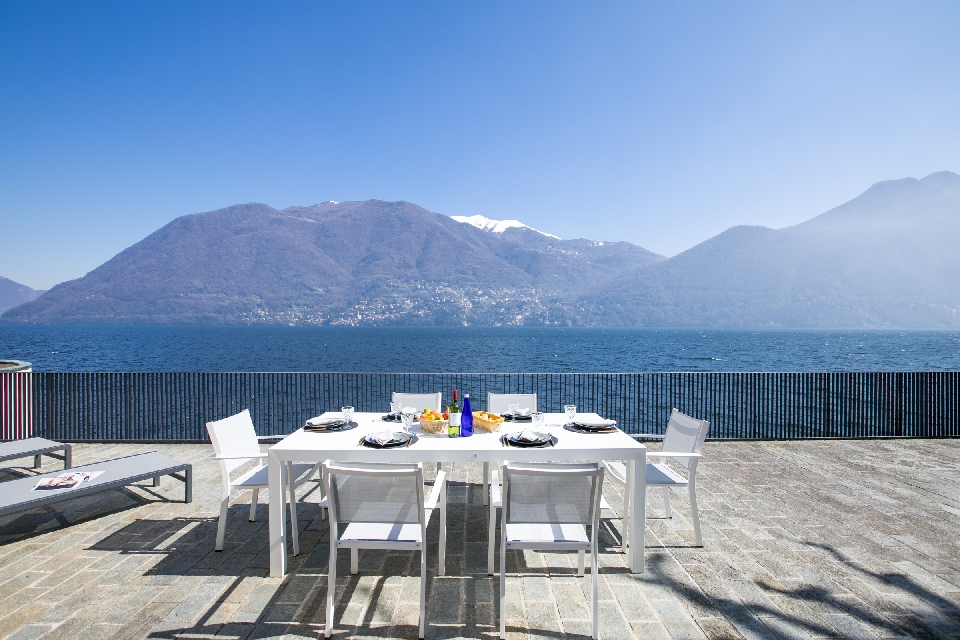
xmin=3 ymin=171 xmax=959 ymax=328
xmin=0 ymin=200 xmax=662 ymax=325
xmin=0 ymin=277 xmax=42 ymax=315
xmin=572 ymin=171 xmax=960 ymax=327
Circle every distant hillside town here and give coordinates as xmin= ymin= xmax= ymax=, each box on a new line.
xmin=3 ymin=171 xmax=960 ymax=328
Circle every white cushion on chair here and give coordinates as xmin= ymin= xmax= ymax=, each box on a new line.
xmin=341 ymin=522 xmax=423 ymax=543
xmin=232 ymin=462 xmax=318 ymax=489
xmin=646 ymin=462 xmax=687 ymax=486
xmin=505 ymin=523 xmax=589 ymax=544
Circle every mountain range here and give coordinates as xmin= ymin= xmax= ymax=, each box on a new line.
xmin=0 ymin=277 xmax=42 ymax=315
xmin=3 ymin=170 xmax=960 ymax=327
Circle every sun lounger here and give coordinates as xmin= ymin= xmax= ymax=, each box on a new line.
xmin=0 ymin=437 xmax=72 ymax=472
xmin=0 ymin=451 xmax=192 ymax=519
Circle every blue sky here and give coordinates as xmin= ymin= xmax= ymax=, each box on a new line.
xmin=2 ymin=1 xmax=959 ymax=290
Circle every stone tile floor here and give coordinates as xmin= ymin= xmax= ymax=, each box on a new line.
xmin=1 ymin=439 xmax=959 ymax=639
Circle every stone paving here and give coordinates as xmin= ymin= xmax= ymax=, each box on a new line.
xmin=1 ymin=438 xmax=960 ymax=639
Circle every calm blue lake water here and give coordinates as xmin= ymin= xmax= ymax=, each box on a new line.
xmin=1 ymin=325 xmax=959 ymax=372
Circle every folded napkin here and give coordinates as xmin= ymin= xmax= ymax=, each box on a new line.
xmin=575 ymin=417 xmax=617 ymax=428
xmin=517 ymin=430 xmax=543 ymax=442
xmin=368 ymin=430 xmax=401 ymax=446
xmin=515 ymin=408 xmax=532 ymax=417
xmin=305 ymin=416 xmax=345 ymax=428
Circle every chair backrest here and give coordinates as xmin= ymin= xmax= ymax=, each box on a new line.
xmin=487 ymin=393 xmax=538 ymax=414
xmin=206 ymin=409 xmax=262 ymax=474
xmin=661 ymin=409 xmax=710 ymax=470
xmin=324 ymin=461 xmax=425 ymax=529
xmin=392 ymin=392 xmax=442 ymax=412
xmin=502 ymin=462 xmax=604 ymax=528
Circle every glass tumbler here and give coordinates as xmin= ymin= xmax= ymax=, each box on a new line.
xmin=341 ymin=406 xmax=354 ymax=424
xmin=390 ymin=401 xmax=401 ymax=417
xmin=532 ymin=412 xmax=545 ymax=429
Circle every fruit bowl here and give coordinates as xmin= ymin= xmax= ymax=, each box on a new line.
xmin=418 ymin=415 xmax=450 ymax=434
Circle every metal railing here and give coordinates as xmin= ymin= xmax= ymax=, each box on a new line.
xmin=1 ymin=371 xmax=955 ymax=442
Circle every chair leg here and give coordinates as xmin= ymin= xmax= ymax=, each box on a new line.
xmin=499 ymin=536 xmax=507 ymax=639
xmin=33 ymin=454 xmax=41 ymax=469
xmin=215 ymin=496 xmax=229 ymax=551
xmin=285 ymin=465 xmax=300 ymax=556
xmin=577 ymin=550 xmax=585 ymax=576
xmin=436 ymin=462 xmax=441 ymax=473
xmin=591 ymin=542 xmax=599 ymax=640
xmin=488 ymin=504 xmax=497 ymax=576
xmin=419 ymin=543 xmax=427 ymax=639
xmin=249 ymin=488 xmax=259 ymax=521
xmin=320 ymin=468 xmax=327 ymax=520
xmin=326 ymin=542 xmax=336 ymax=637
xmin=351 ymin=548 xmax=359 ymax=574
xmin=439 ymin=481 xmax=447 ymax=577
xmin=483 ymin=462 xmax=489 ymax=506
xmin=663 ymin=486 xmax=672 ymax=518
xmin=689 ymin=480 xmax=703 ymax=546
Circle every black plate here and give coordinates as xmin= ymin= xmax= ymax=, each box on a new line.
xmin=500 ymin=431 xmax=557 ymax=448
xmin=502 ymin=415 xmax=533 ymax=422
xmin=563 ymin=422 xmax=618 ymax=434
xmin=361 ymin=432 xmax=417 ymax=448
xmin=304 ymin=420 xmax=358 ymax=433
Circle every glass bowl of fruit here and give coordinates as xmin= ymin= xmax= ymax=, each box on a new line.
xmin=417 ymin=408 xmax=450 ymax=434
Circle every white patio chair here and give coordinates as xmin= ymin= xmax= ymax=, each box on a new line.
xmin=324 ymin=460 xmax=447 ymax=639
xmin=496 ymin=462 xmax=605 ymax=640
xmin=206 ymin=409 xmax=323 ymax=554
xmin=486 ymin=392 xmax=537 ymax=414
xmin=392 ymin=392 xmax=443 ymax=471
xmin=483 ymin=393 xmax=538 ymax=506
xmin=605 ymin=408 xmax=708 ymax=547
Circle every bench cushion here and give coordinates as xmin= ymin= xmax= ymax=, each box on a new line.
xmin=0 ymin=451 xmax=191 ymax=518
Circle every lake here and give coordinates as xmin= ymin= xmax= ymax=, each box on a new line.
xmin=1 ymin=325 xmax=959 ymax=372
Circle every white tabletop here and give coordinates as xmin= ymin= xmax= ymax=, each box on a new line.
xmin=269 ymin=412 xmax=646 ymax=463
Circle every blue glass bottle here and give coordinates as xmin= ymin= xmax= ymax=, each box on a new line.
xmin=460 ymin=394 xmax=473 ymax=437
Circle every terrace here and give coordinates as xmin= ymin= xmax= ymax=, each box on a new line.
xmin=2 ymin=437 xmax=960 ymax=639
xmin=1 ymin=370 xmax=959 ymax=639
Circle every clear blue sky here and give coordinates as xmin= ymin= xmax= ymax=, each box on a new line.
xmin=2 ymin=1 xmax=959 ymax=290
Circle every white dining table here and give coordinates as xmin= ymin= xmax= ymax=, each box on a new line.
xmin=267 ymin=412 xmax=647 ymax=576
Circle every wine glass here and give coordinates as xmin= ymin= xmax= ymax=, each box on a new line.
xmin=564 ymin=404 xmax=577 ymax=422
xmin=507 ymin=402 xmax=519 ymax=417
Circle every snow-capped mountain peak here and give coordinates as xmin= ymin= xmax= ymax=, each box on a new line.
xmin=451 ymin=215 xmax=561 ymax=239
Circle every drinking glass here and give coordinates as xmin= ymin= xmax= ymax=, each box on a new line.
xmin=341 ymin=406 xmax=354 ymax=424
xmin=532 ymin=412 xmax=545 ymax=429
xmin=390 ymin=401 xmax=401 ymax=417
xmin=401 ymin=411 xmax=415 ymax=432
xmin=507 ymin=402 xmax=520 ymax=416
xmin=564 ymin=404 xmax=577 ymax=422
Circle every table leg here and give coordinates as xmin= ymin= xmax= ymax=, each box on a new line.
xmin=269 ymin=451 xmax=287 ymax=577
xmin=628 ymin=456 xmax=646 ymax=573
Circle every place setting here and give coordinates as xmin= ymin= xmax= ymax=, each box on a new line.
xmin=303 ymin=406 xmax=359 ymax=433
xmin=561 ymin=404 xmax=619 ymax=434
xmin=380 ymin=401 xmax=405 ymax=422
xmin=501 ymin=402 xmax=533 ymax=422
xmin=358 ymin=429 xmax=418 ymax=448
xmin=499 ymin=411 xmax=557 ymax=447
